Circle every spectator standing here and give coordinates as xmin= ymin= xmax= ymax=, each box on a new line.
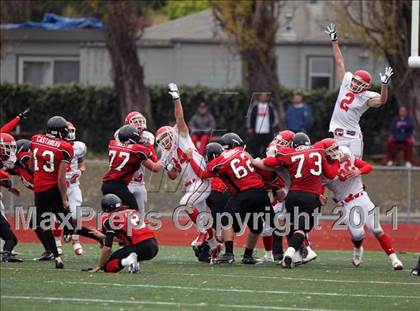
xmin=189 ymin=102 xmax=216 ymax=155
xmin=386 ymin=106 xmax=414 ymax=167
xmin=246 ymin=92 xmax=279 ymax=157
xmin=285 ymin=91 xmax=312 ymax=133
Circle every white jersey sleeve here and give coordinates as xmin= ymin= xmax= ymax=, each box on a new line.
xmin=66 ymin=141 xmax=87 ymax=185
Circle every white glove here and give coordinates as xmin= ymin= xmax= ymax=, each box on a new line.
xmin=325 ymin=23 xmax=337 ymax=41
xmin=168 ymin=83 xmax=180 ymax=100
xmin=164 ymin=162 xmax=174 ymax=172
xmin=379 ymin=67 xmax=394 ymax=84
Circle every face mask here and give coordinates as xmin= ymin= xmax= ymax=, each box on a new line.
xmin=3 ymin=153 xmax=17 ymax=169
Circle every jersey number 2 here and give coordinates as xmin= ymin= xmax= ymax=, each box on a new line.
xmin=340 ymin=92 xmax=355 ymax=112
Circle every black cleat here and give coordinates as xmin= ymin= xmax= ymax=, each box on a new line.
xmin=282 ymin=255 xmax=293 ymax=269
xmin=213 ymin=253 xmax=235 ymax=264
xmin=55 ymin=256 xmax=64 ymax=269
xmin=273 ymin=253 xmax=284 ymax=262
xmin=33 ymin=251 xmax=54 ymax=261
xmin=242 ymin=255 xmax=258 ymax=265
xmin=2 ymin=252 xmax=23 ymax=263
xmin=411 ymin=262 xmax=420 ymax=276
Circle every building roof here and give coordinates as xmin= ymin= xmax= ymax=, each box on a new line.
xmin=142 ymin=2 xmax=341 ymax=45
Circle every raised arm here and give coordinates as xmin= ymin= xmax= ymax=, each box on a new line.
xmin=367 ymin=67 xmax=394 ymax=107
xmin=168 ymin=83 xmax=189 ymax=134
xmin=325 ymin=23 xmax=345 ymax=81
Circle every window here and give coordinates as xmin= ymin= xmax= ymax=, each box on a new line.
xmin=18 ymin=56 xmax=80 ymax=86
xmin=307 ymin=56 xmax=334 ymax=90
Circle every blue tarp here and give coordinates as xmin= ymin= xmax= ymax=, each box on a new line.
xmin=0 ymin=13 xmax=103 ymax=30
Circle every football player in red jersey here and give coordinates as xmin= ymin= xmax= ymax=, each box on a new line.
xmin=0 ymin=108 xmax=30 ymax=134
xmin=253 ymin=132 xmax=339 ymax=268
xmin=190 ymin=133 xmax=275 ymax=264
xmin=123 ymin=112 xmax=158 ymax=215
xmin=102 ymin=125 xmax=162 ymax=211
xmin=87 ymin=194 xmax=158 ymax=273
xmin=32 ymin=116 xmax=104 ymax=268
xmin=0 ymin=133 xmax=24 ymax=262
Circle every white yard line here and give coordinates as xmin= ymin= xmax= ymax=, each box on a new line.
xmin=46 ymin=280 xmax=420 ymax=300
xmin=0 ymin=295 xmax=342 ymax=311
xmin=2 ymin=266 xmax=420 ymax=286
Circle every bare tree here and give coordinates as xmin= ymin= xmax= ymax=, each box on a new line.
xmin=336 ymin=0 xmax=420 ymax=138
xmin=102 ymin=1 xmax=152 ymax=123
xmin=212 ymin=0 xmax=285 ymax=127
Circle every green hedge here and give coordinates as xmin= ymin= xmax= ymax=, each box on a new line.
xmin=0 ymin=83 xmax=398 ymax=155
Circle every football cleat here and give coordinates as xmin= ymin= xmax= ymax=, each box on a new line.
xmin=411 ymin=262 xmax=419 ymax=276
xmin=213 ymin=253 xmax=235 ymax=264
xmin=73 ymin=242 xmax=83 ymax=256
xmin=191 ymin=232 xmax=207 ymax=247
xmin=63 ymin=234 xmax=72 ymax=243
xmin=2 ymin=252 xmax=23 ymax=263
xmin=33 ymin=251 xmax=54 ymax=261
xmin=292 ymin=250 xmax=303 ymax=266
xmin=126 ymin=253 xmax=139 ymax=274
xmin=302 ymin=247 xmax=317 ymax=264
xmin=55 ymin=256 xmax=64 ymax=269
xmin=352 ymin=247 xmax=364 ymax=267
xmin=282 ymin=255 xmax=294 ymax=269
xmin=273 ymin=253 xmax=284 ymax=262
xmin=257 ymin=252 xmax=274 ymax=263
xmin=392 ymin=258 xmax=404 ymax=271
xmin=242 ymin=255 xmax=259 ymax=265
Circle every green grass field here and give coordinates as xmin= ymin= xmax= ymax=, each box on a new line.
xmin=1 ymin=243 xmax=419 ymax=311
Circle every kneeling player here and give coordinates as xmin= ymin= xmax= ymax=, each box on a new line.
xmin=324 ymin=145 xmax=403 ymax=270
xmin=88 ymin=194 xmax=158 ymax=273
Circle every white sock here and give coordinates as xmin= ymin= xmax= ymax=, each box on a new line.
xmin=72 ymin=234 xmax=80 ymax=242
xmin=389 ymin=253 xmax=398 ymax=262
xmin=284 ymin=247 xmax=296 ymax=258
xmin=264 ymin=250 xmax=273 ymax=257
xmin=55 ymin=238 xmax=62 ymax=247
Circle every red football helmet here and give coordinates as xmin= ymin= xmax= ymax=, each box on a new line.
xmin=67 ymin=121 xmax=76 ymax=141
xmin=155 ymin=126 xmax=174 ymax=150
xmin=350 ymin=70 xmax=371 ymax=93
xmin=125 ymin=111 xmax=147 ymax=132
xmin=320 ymin=138 xmax=340 ymax=160
xmin=0 ymin=133 xmax=17 ymax=161
xmin=273 ymin=130 xmax=295 ymax=147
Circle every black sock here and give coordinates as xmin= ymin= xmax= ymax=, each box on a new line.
xmin=352 ymin=239 xmax=363 ymax=248
xmin=289 ymin=233 xmax=305 ymax=251
xmin=272 ymin=231 xmax=283 ymax=256
xmin=225 ymin=241 xmax=233 ymax=254
xmin=244 ymin=248 xmax=253 ymax=257
xmin=42 ymin=229 xmax=59 ymax=257
xmin=34 ymin=228 xmax=51 ymax=252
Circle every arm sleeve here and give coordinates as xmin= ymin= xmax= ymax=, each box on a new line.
xmin=263 ymin=156 xmax=282 ymax=167
xmin=0 ymin=169 xmax=12 ymax=188
xmin=103 ymin=219 xmax=115 ymax=248
xmin=322 ymin=159 xmax=339 ymax=179
xmin=246 ymin=104 xmax=255 ymax=129
xmin=0 ymin=117 xmax=20 ymax=133
xmin=271 ymin=104 xmax=279 ymax=130
xmin=190 ymin=158 xmax=214 ymax=179
xmin=354 ymin=159 xmax=372 ymax=175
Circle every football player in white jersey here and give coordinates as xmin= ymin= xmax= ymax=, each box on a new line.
xmin=55 ymin=122 xmax=87 ymax=255
xmin=325 ymin=23 xmax=394 ymax=158
xmin=124 ymin=112 xmax=158 ymax=215
xmin=155 ymin=83 xmax=218 ymax=251
xmin=324 ymin=145 xmax=403 ymax=270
